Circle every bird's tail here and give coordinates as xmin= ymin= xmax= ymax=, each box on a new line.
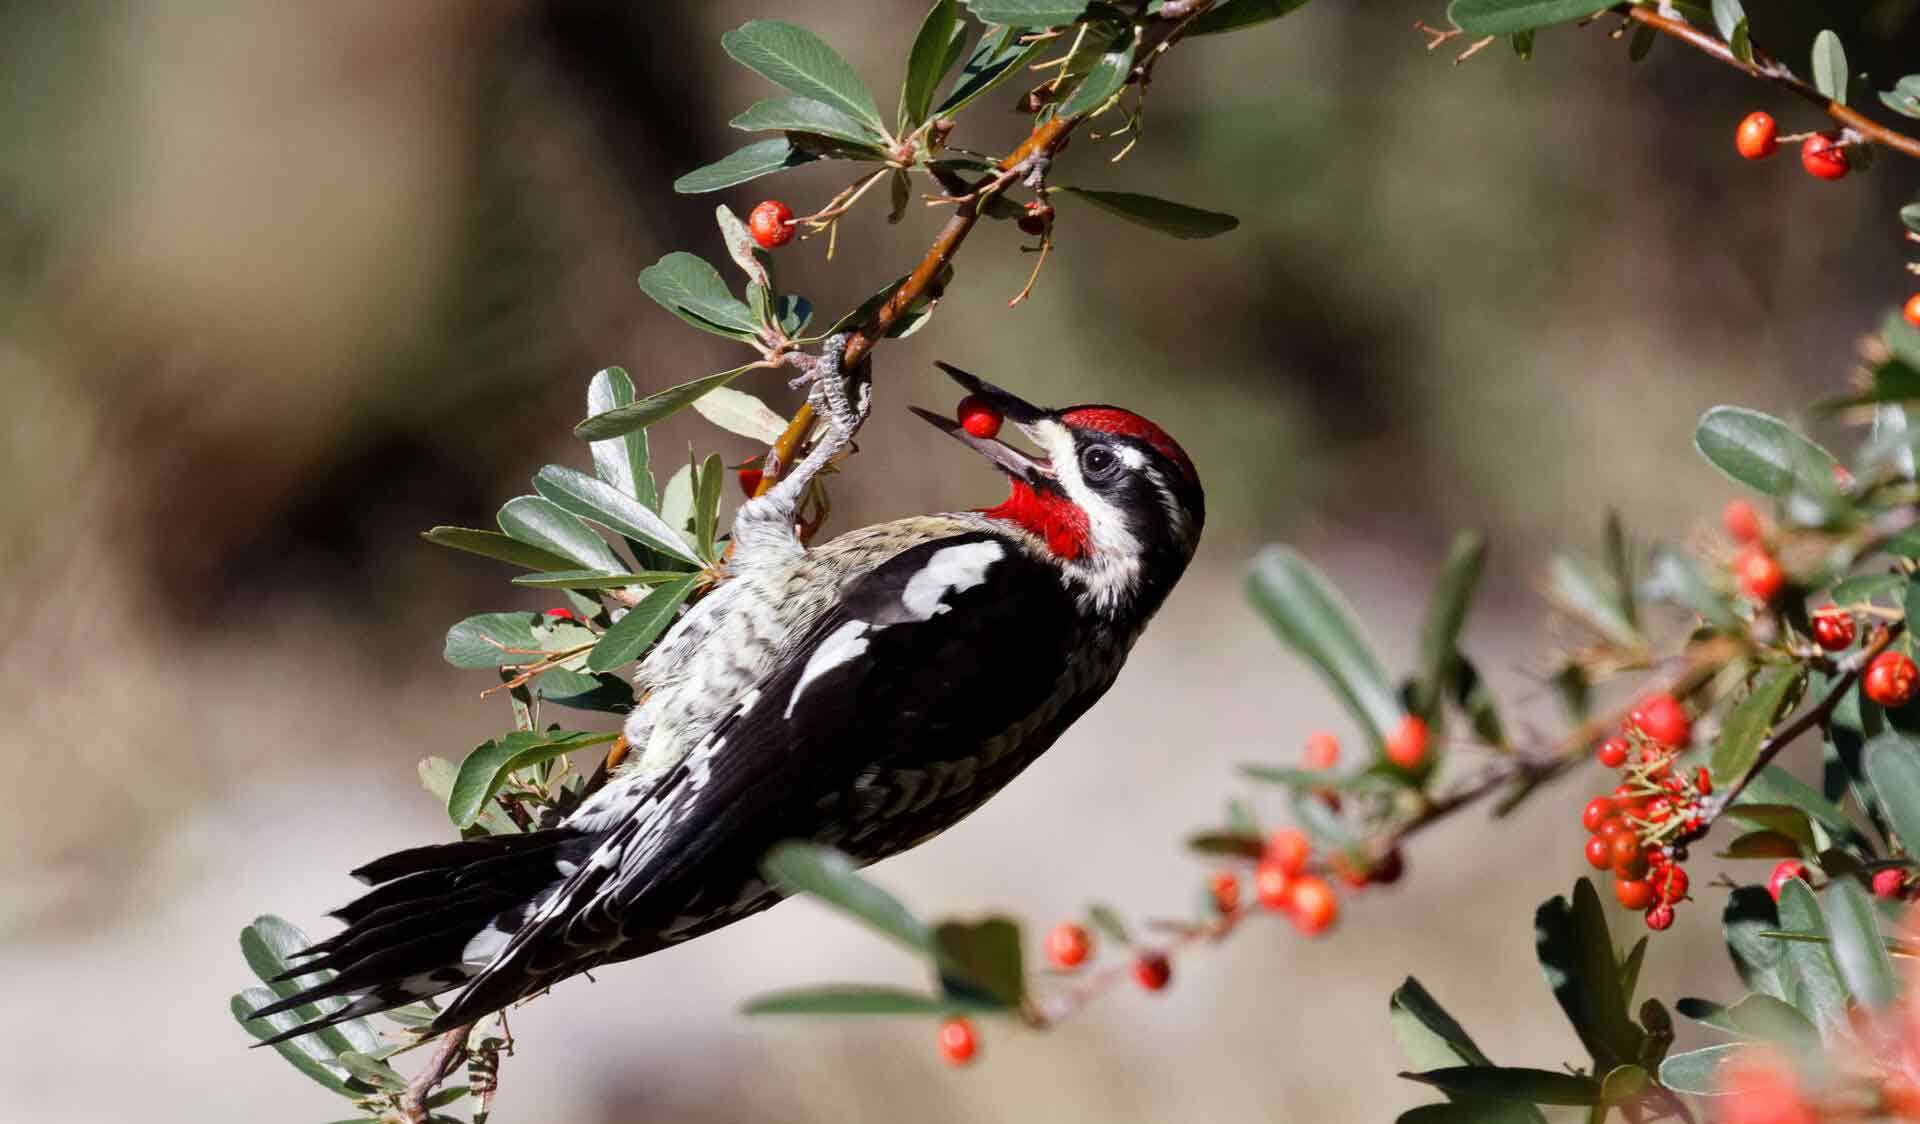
xmin=245 ymin=827 xmax=593 ymax=1045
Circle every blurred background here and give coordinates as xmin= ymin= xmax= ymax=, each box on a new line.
xmin=4 ymin=2 xmax=1920 ymax=1120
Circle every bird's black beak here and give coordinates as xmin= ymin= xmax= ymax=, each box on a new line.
xmin=910 ymin=363 xmax=1056 ymax=485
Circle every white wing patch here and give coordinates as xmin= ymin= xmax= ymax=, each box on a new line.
xmin=901 ymin=541 xmax=1003 ymax=620
xmin=784 ymin=619 xmax=871 ymax=718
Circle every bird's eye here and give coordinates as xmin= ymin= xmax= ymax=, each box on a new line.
xmin=1079 ymin=445 xmax=1119 ymax=481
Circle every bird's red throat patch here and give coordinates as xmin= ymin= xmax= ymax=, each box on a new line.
xmin=981 ymin=480 xmax=1090 ymax=560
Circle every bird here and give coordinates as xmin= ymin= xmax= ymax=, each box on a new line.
xmin=248 ymin=350 xmax=1204 ymax=1044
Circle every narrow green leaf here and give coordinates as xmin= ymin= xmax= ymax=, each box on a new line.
xmin=1189 ymin=0 xmax=1315 ymax=36
xmin=1057 ymin=35 xmax=1135 ymax=119
xmin=934 ymin=917 xmax=1025 ymax=1007
xmin=1717 ymin=830 xmax=1804 ymax=860
xmin=231 ymin=989 xmax=354 ymax=1095
xmin=447 ymin=729 xmax=619 ymax=827
xmin=1401 ymin=1066 xmax=1599 ymax=1106
xmin=585 ymin=573 xmax=700 ymax=672
xmin=1675 ymin=996 xmax=1737 ymax=1032
xmin=1811 ymin=30 xmax=1848 ymax=104
xmin=722 ymin=21 xmax=885 ymax=133
xmin=1087 ymin=903 xmax=1131 ymax=946
xmin=1725 ymin=804 xmax=1817 ymax=854
xmin=1447 ymin=0 xmax=1610 ymax=35
xmin=1657 ymin=1043 xmax=1750 ymax=1096
xmin=1865 ymin=731 xmax=1920 ymax=853
xmin=1724 ymin=887 xmax=1791 ymax=1001
xmin=336 ymin=1052 xmax=408 ymax=1091
xmin=1547 ymin=556 xmax=1640 ymax=648
xmin=239 ymin=917 xmax=382 ymax=1059
xmin=1709 ymin=0 xmax=1744 ymax=41
xmin=900 ymin=0 xmax=963 ymax=128
xmin=1247 ymin=546 xmax=1401 ymax=746
xmin=935 ymin=24 xmax=1049 ymax=117
xmin=1729 ymin=18 xmax=1752 ymax=63
xmin=959 ymin=1 xmax=1090 ymax=26
xmin=1826 ymin=878 xmax=1897 ymax=1008
xmin=533 ymin=464 xmax=700 ymax=566
xmin=1646 ymin=547 xmax=1738 ymax=631
xmin=1618 ymin=936 xmax=1647 ymax=1004
xmin=497 ymin=495 xmax=625 ymax=574
xmin=574 ymin=366 xmax=762 ymax=443
xmin=731 ymin=96 xmax=884 ymax=148
xmin=1240 ymin=764 xmax=1388 ymax=792
xmin=1902 ymin=203 xmax=1920 ymax=235
xmin=420 ymin=527 xmax=578 ymax=572
xmin=762 ymin=842 xmax=934 ymax=955
xmin=674 ymin=138 xmax=821 ymax=195
xmin=1535 ymin=879 xmax=1639 ymax=1069
xmin=1693 ymin=406 xmax=1842 ymax=500
xmin=1741 ymin=765 xmax=1862 ymax=851
xmin=1711 ymin=668 xmax=1804 ymax=784
xmin=510 ymin=569 xmax=684 ymax=590
xmin=636 ymin=252 xmax=760 ymax=338
xmin=1391 ymin=978 xmax=1493 ymax=1070
xmin=1397 ymin=1106 xmax=1544 ymax=1124
xmin=1055 ymin=187 xmax=1238 ymax=239
xmin=586 ymin=367 xmax=655 ymax=509
xmin=1186 ymin=831 xmax=1265 ymax=858
xmin=694 ymin=452 xmax=725 ymax=562
xmin=1413 ymin=531 xmax=1486 ymax=719
xmin=1726 ymin=993 xmax=1819 ymax=1049
xmin=743 ymin=985 xmax=999 ymax=1015
xmin=1775 ymin=879 xmax=1847 ymax=1035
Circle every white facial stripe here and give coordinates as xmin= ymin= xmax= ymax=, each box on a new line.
xmin=785 ymin=619 xmax=871 ymax=718
xmin=1037 ymin=420 xmax=1141 ymax=561
xmin=1114 ymin=445 xmax=1147 ymax=469
xmin=901 ymin=541 xmax=1003 ymax=619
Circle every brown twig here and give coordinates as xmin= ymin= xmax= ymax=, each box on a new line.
xmin=398 ymin=1022 xmax=473 ymax=1124
xmin=1614 ymin=4 xmax=1920 ymax=161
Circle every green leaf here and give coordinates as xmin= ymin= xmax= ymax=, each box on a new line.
xmin=1248 ymin=547 xmax=1400 ymax=746
xmin=230 ymin=989 xmax=354 ymax=1095
xmin=1447 ymin=0 xmax=1610 ymax=35
xmin=1391 ymin=977 xmax=1493 ymax=1070
xmin=1718 ymin=830 xmax=1804 ymax=860
xmin=335 ymin=1051 xmax=408 ymax=1092
xmin=238 ymin=917 xmax=382 ymax=1061
xmin=1726 ymin=992 xmax=1819 ymax=1049
xmin=1087 ymin=902 xmax=1131 ymax=946
xmin=693 ymin=385 xmax=790 ymax=444
xmin=1186 ymin=830 xmax=1266 ymax=858
xmin=537 ymin=668 xmax=635 ymax=714
xmin=1712 ymin=668 xmax=1804 ymax=784
xmin=510 ymin=569 xmax=684 ymax=590
xmin=1627 ymin=24 xmax=1654 ymax=61
xmin=1693 ymin=406 xmax=1842 ymax=501
xmin=960 ymin=1 xmax=1090 ymax=26
xmin=762 ymin=842 xmax=934 ymax=955
xmin=1865 ymin=731 xmax=1920 ymax=853
xmin=1412 ymin=531 xmax=1485 ymax=719
xmin=1826 ymin=878 xmax=1897 ymax=1008
xmin=1830 ymin=573 xmax=1904 ymax=603
xmin=1709 ymin=0 xmax=1744 ymax=41
xmin=1546 ymin=555 xmax=1640 ymax=648
xmin=1401 ymin=1066 xmax=1598 ymax=1106
xmin=1729 ymin=17 xmax=1752 ymax=63
xmin=575 ymin=366 xmax=762 ymax=443
xmin=934 ymin=917 xmax=1026 ymax=1007
xmin=1599 ymin=1063 xmax=1647 ymax=1104
xmin=1675 ymin=996 xmax=1736 ymax=1032
xmin=1811 ymin=29 xmax=1848 ymax=105
xmin=1396 ymin=1106 xmax=1544 ymax=1124
xmin=497 ymin=495 xmax=626 ymax=574
xmin=1741 ymin=765 xmax=1861 ymax=851
xmin=636 ymin=252 xmax=761 ymax=339
xmin=1658 ymin=1043 xmax=1749 ymax=1096
xmin=743 ymin=985 xmax=1000 ymax=1016
xmin=446 ymin=729 xmax=619 ymax=828
xmin=674 ymin=138 xmax=821 ymax=195
xmin=731 ymin=96 xmax=885 ymax=148
xmin=1240 ymin=764 xmax=1389 ymax=792
xmin=1057 ymin=34 xmax=1134 ymax=119
xmin=585 ymin=573 xmax=700 ymax=672
xmin=935 ymin=24 xmax=1049 ymax=117
xmin=444 ymin=612 xmax=540 ymax=669
xmin=533 ymin=464 xmax=700 ymax=567
xmin=722 ymin=21 xmax=885 ymax=134
xmin=420 ymin=527 xmax=579 ymax=572
xmin=900 ymin=0 xmax=963 ymax=129
xmin=1055 ymin=187 xmax=1237 ymax=239
xmin=694 ymin=452 xmax=725 ymax=562
xmin=1189 ymin=0 xmax=1315 ymax=36
xmin=586 ymin=367 xmax=656 ymax=509
xmin=1724 ymin=887 xmax=1791 ymax=1001
xmin=1646 ymin=547 xmax=1737 ymax=631
xmin=1618 ymin=936 xmax=1647 ymax=1004
xmin=1535 ymin=879 xmax=1639 ymax=1070
xmin=1885 ymin=76 xmax=1920 ymax=120
xmin=1726 ymin=804 xmax=1817 ymax=854
xmin=1903 ymin=203 xmax=1920 ymax=235
xmin=1775 ymin=878 xmax=1847 ymax=1035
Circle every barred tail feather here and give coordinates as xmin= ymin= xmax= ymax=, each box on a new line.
xmin=246 ymin=827 xmax=593 ymax=1046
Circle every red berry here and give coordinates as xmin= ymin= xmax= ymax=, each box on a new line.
xmin=1735 ymin=112 xmax=1779 ymax=160
xmin=1615 ymin=878 xmax=1656 ymax=910
xmin=937 ymin=1017 xmax=978 ymax=1065
xmin=1303 ymin=731 xmax=1341 ymax=770
xmin=1865 ymin=651 xmax=1920 ymax=708
xmin=956 ymin=394 xmax=1003 ymax=440
xmin=1582 ymin=797 xmax=1616 ymax=833
xmin=1630 ymin=694 xmax=1691 ymax=748
xmin=1656 ymin=864 xmax=1690 ymax=904
xmin=737 ymin=464 xmax=764 ymax=497
xmin=1585 ymin=835 xmax=1613 ymax=870
xmin=1287 ymin=875 xmax=1339 ymax=935
xmin=1210 ymin=869 xmax=1241 ymax=914
xmin=748 ymin=200 xmax=795 ymax=248
xmin=1132 ymin=952 xmax=1171 ymax=991
xmin=1597 ymin=816 xmax=1629 ymax=840
xmin=1644 ymin=903 xmax=1676 ymax=931
xmin=1874 ymin=868 xmax=1907 ymax=899
xmin=1254 ymin=859 xmax=1294 ymax=910
xmin=1043 ymin=922 xmax=1091 ymax=969
xmin=1735 ymin=547 xmax=1785 ymax=603
xmin=1800 ymin=133 xmax=1850 ymax=181
xmin=1613 ymin=838 xmax=1651 ymax=881
xmin=1812 ymin=607 xmax=1856 ymax=651
xmin=1646 ymin=797 xmax=1673 ymax=823
xmin=543 ymin=607 xmax=579 ymax=621
xmin=1722 ymin=499 xmax=1764 ymax=544
xmin=1769 ymin=860 xmax=1807 ymax=902
xmin=1264 ymin=828 xmax=1311 ymax=876
xmin=1906 ymin=294 xmax=1920 ymax=330
xmin=1385 ymin=714 xmax=1429 ymax=769
xmin=1695 ymin=766 xmax=1713 ymax=795
xmin=1597 ymin=736 xmax=1630 ymax=769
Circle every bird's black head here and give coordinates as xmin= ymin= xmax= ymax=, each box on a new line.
xmin=912 ymin=363 xmax=1205 ymax=618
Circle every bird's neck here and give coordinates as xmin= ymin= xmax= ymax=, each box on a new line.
xmin=978 ymin=480 xmax=1091 ymax=562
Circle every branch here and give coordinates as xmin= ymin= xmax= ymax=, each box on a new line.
xmin=1615 ymin=4 xmax=1920 ymax=161
xmin=752 ymin=4 xmax=1211 ymax=497
xmin=398 ymin=1022 xmax=473 ymax=1124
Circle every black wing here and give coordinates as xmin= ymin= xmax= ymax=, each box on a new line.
xmin=442 ymin=531 xmax=1085 ymax=1019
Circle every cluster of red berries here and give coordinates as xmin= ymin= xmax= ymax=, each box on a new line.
xmin=1734 ymin=112 xmax=1852 ymax=181
xmin=1582 ymin=693 xmax=1700 ymax=931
